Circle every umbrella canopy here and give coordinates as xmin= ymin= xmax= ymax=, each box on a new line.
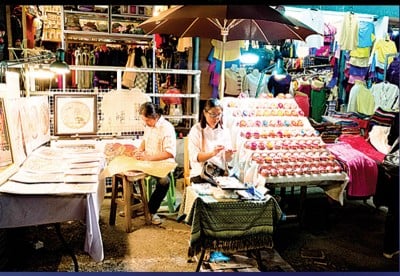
xmin=139 ymin=5 xmax=321 ymax=99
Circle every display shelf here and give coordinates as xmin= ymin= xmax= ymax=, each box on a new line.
xmin=30 ymin=66 xmax=201 ymax=134
xmin=63 ymin=10 xmax=109 ymax=34
xmin=53 ymin=5 xmax=197 ymax=132
xmin=117 ymin=5 xmax=153 ymax=17
xmin=41 ymin=5 xmax=62 ymax=42
xmin=111 ymin=14 xmax=149 ymax=36
xmin=63 ymin=32 xmax=150 ymax=45
xmin=62 ymin=5 xmax=154 ymax=45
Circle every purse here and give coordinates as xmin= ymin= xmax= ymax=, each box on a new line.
xmin=199 ymin=129 xmax=228 ymax=186
xmin=200 ymin=161 xmax=226 ymax=186
xmin=381 ymin=148 xmax=399 ymax=175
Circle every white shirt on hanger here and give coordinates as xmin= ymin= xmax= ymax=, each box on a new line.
xmin=224 ymin=65 xmax=246 ymax=96
xmin=242 ymin=69 xmax=268 ymax=97
xmin=370 ymin=82 xmax=400 ymax=111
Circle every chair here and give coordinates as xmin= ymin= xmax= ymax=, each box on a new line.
xmin=145 ymin=171 xmax=176 ymax=213
xmin=183 ymin=136 xmax=191 ymax=186
xmin=109 ymin=171 xmax=151 ymax=233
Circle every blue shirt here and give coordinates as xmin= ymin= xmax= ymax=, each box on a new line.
xmin=358 ymin=21 xmax=375 ymax=48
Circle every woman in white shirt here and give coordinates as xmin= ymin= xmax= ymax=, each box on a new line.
xmin=135 ymin=102 xmax=176 ymax=224
xmin=188 ymin=98 xmax=235 ymax=184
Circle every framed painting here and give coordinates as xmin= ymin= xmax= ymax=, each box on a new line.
xmin=19 ymin=96 xmax=51 ymax=155
xmin=54 ymin=94 xmax=97 ymax=136
xmin=0 ymin=98 xmax=18 ymax=185
xmin=0 ymin=98 xmax=13 ymax=167
xmin=3 ymin=98 xmax=26 ymax=166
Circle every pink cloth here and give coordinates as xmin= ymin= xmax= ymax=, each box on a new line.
xmin=326 ymin=142 xmax=378 ymax=197
xmin=338 ymin=135 xmax=385 ymax=163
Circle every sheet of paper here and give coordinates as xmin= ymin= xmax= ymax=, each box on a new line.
xmin=64 ymin=174 xmax=99 ymax=183
xmin=9 ymin=170 xmax=64 ymax=183
xmin=65 ymin=167 xmax=100 ymax=175
xmin=68 ymin=161 xmax=100 ymax=169
xmin=21 ymin=155 xmax=65 ymax=173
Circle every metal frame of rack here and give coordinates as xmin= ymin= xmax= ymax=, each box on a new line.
xmin=29 ymin=66 xmax=201 ymax=138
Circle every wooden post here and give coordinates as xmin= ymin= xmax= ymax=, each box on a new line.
xmin=5 ymin=5 xmax=12 ymax=60
xmin=183 ymin=136 xmax=191 ymax=186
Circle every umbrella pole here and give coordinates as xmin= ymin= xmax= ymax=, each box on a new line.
xmin=219 ymin=34 xmax=227 ymax=100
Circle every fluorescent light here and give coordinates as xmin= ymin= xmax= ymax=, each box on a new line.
xmin=240 ymin=52 xmax=259 ymax=65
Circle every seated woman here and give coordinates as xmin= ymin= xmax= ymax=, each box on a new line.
xmin=188 ymin=98 xmax=236 ymax=184
xmin=186 ymin=98 xmax=236 ymax=262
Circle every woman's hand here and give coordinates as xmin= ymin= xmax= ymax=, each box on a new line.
xmin=134 ymin=151 xmax=147 ymax=161
xmin=212 ymin=145 xmax=225 ymax=156
xmin=225 ymin=149 xmax=237 ymax=161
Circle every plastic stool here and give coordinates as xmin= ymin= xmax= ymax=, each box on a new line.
xmin=145 ymin=171 xmax=176 ymax=213
xmin=109 ymin=171 xmax=151 ymax=233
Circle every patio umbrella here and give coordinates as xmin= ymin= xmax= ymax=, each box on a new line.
xmin=138 ymin=5 xmax=321 ymax=99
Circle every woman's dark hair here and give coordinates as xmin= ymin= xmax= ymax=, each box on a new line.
xmin=139 ymin=102 xmax=163 ymax=119
xmin=200 ymin=98 xmax=223 ymax=129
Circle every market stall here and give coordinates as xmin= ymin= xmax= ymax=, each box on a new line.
xmin=222 ymin=96 xmax=349 ymax=205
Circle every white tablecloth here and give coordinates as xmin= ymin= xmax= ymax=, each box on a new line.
xmin=0 ymin=178 xmax=105 ymax=262
xmin=0 ymin=141 xmax=107 ymax=262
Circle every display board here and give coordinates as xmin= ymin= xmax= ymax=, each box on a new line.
xmin=98 ymin=88 xmax=150 ymax=135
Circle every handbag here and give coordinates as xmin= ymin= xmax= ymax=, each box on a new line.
xmin=199 ymin=129 xmax=228 ymax=186
xmin=381 ymin=148 xmax=399 ymax=175
xmin=200 ymin=161 xmax=226 ymax=186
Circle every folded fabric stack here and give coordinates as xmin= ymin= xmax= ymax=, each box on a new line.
xmin=341 ymin=126 xmax=361 ymax=136
xmin=78 ymin=5 xmax=94 ymax=12
xmin=310 ymin=118 xmax=341 ymax=144
xmin=320 ymin=124 xmax=342 ymax=143
xmin=82 ymin=22 xmax=99 ymax=32
xmin=65 ymin=14 xmax=81 ymax=31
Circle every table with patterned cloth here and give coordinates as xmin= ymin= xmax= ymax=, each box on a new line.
xmin=179 ymin=186 xmax=282 ymax=258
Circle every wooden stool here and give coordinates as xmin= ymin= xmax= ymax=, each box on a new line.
xmin=109 ymin=171 xmax=151 ymax=233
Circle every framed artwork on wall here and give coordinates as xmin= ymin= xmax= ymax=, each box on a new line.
xmin=54 ymin=94 xmax=97 ymax=136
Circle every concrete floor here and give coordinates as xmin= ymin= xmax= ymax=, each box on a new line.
xmin=272 ymin=187 xmax=399 ymax=272
xmin=1 ymin=179 xmax=399 ymax=272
